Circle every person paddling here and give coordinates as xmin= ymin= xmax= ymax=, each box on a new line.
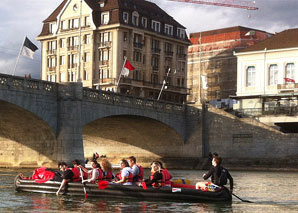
xmin=79 ymin=160 xmax=103 ymax=183
xmin=56 ymin=162 xmax=74 ymax=196
xmin=195 ymin=156 xmax=233 ymax=192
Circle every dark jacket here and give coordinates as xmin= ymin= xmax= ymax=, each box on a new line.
xmin=203 ymin=165 xmax=233 ymax=190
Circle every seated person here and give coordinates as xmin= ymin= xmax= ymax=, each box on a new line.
xmin=114 ymin=159 xmax=134 ymax=185
xmin=195 ymin=156 xmax=233 ymax=192
xmin=101 ymin=159 xmax=114 ymax=182
xmin=157 ymin=161 xmax=172 ymax=187
xmin=79 ymin=160 xmax=103 ymax=183
xmin=56 ymin=162 xmax=74 ymax=196
xmin=128 ymin=156 xmax=144 ymax=182
xmin=142 ymin=162 xmax=164 ymax=188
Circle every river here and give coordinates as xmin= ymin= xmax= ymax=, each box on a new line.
xmin=1 ymin=168 xmax=298 ymax=212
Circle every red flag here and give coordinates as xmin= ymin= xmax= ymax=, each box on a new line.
xmin=121 ymin=60 xmax=135 ymax=76
xmin=284 ymin=78 xmax=295 ymax=83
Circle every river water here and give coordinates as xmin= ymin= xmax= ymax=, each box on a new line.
xmin=1 ymin=168 xmax=298 ymax=212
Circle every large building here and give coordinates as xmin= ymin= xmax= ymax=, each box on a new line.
xmin=234 ymin=28 xmax=298 ymax=112
xmin=37 ymin=0 xmax=190 ymax=103
xmin=187 ymin=26 xmax=272 ymax=106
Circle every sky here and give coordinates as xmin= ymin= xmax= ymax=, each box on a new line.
xmin=0 ymin=0 xmax=298 ymax=79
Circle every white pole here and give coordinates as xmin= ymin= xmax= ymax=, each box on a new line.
xmin=13 ymin=36 xmax=26 ymax=76
xmin=157 ymin=68 xmax=171 ymax=101
xmin=116 ymin=57 xmax=127 ymax=92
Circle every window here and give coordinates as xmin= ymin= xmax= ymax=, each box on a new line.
xmin=68 ymin=54 xmax=77 ymax=69
xmin=177 ymin=28 xmax=185 ymax=39
xmin=152 ymin=39 xmax=159 ymax=49
xmin=123 ymin=32 xmax=128 ymax=41
xmin=286 ymin=63 xmax=295 ymax=81
xmin=101 ymin=69 xmax=110 ymax=79
xmin=60 ymin=55 xmax=65 ymax=66
xmin=165 ymin=42 xmax=173 ymax=55
xmin=60 ymin=38 xmax=66 ymax=48
xmin=132 ymin=11 xmax=139 ymax=26
xmin=151 ymin=20 xmax=160 ymax=32
xmin=84 ymin=70 xmax=88 ymax=80
xmin=47 ymin=74 xmax=56 ymax=82
xmin=84 ymin=52 xmax=90 ymax=62
xmin=246 ymin=66 xmax=256 ymax=87
xmin=269 ymin=64 xmax=278 ymax=85
xmin=151 ymin=56 xmax=159 ymax=70
xmin=101 ymin=12 xmax=109 ymax=25
xmin=123 ymin=12 xmax=129 ymax=24
xmin=68 ymin=36 xmax=79 ymax=47
xmin=100 ymin=32 xmax=111 ymax=43
xmin=133 ymin=70 xmax=142 ymax=80
xmin=47 ymin=57 xmax=56 ymax=68
xmin=141 ymin=17 xmax=147 ymax=28
xmin=151 ymin=73 xmax=158 ymax=83
xmin=60 ymin=73 xmax=65 ymax=82
xmin=164 ymin=24 xmax=173 ymax=36
xmin=99 ymin=50 xmax=109 ymax=61
xmin=68 ymin=71 xmax=76 ymax=82
xmin=84 ymin=34 xmax=90 ymax=44
xmin=61 ymin=20 xmax=67 ymax=30
xmin=69 ymin=19 xmax=79 ymax=29
xmin=177 ymin=61 xmax=185 ymax=72
xmin=49 ymin=23 xmax=56 ymax=33
xmin=84 ymin=16 xmax=90 ymax=26
xmin=48 ymin=41 xmax=56 ymax=50
xmin=133 ymin=51 xmax=142 ymax=62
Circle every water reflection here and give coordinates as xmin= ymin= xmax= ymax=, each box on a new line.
xmin=1 ymin=169 xmax=298 ymax=212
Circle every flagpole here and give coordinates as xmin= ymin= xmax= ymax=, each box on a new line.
xmin=116 ymin=56 xmax=127 ymax=92
xmin=13 ymin=36 xmax=26 ymax=76
xmin=157 ymin=67 xmax=171 ymax=101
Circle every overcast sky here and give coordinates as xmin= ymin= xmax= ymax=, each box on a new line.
xmin=0 ymin=0 xmax=298 ymax=78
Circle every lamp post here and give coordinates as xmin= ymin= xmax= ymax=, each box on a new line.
xmin=157 ymin=67 xmax=171 ymax=101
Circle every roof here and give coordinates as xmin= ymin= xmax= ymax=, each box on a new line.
xmin=237 ymin=28 xmax=298 ymax=53
xmin=190 ymin=26 xmax=268 ymax=38
xmin=39 ymin=0 xmax=186 ymax=38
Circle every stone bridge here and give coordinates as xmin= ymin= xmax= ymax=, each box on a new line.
xmin=0 ymin=74 xmax=201 ymax=167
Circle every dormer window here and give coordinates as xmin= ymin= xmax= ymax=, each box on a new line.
xmin=132 ymin=11 xmax=139 ymax=26
xmin=141 ymin=17 xmax=147 ymax=28
xmin=84 ymin=16 xmax=90 ymax=26
xmin=151 ymin=20 xmax=160 ymax=33
xmin=101 ymin=12 xmax=109 ymax=25
xmin=61 ymin=20 xmax=67 ymax=30
xmin=49 ymin=23 xmax=57 ymax=33
xmin=164 ymin=24 xmax=173 ymax=36
xmin=69 ymin=18 xmax=79 ymax=29
xmin=123 ymin=12 xmax=129 ymax=24
xmin=177 ymin=28 xmax=185 ymax=39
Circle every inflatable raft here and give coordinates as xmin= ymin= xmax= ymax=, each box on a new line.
xmin=14 ymin=175 xmax=232 ymax=202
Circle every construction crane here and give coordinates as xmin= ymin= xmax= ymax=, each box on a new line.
xmin=167 ymin=0 xmax=258 ymax=10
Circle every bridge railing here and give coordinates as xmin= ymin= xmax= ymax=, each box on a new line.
xmin=0 ymin=73 xmax=57 ymax=95
xmin=83 ymin=88 xmax=186 ymax=114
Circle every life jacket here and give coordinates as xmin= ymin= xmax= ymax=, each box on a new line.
xmin=90 ymin=168 xmax=103 ymax=183
xmin=32 ymin=167 xmax=55 ymax=183
xmin=161 ymin=168 xmax=172 ymax=186
xmin=119 ymin=169 xmax=134 ymax=183
xmin=134 ymin=165 xmax=144 ymax=182
xmin=71 ymin=167 xmax=81 ymax=182
xmin=150 ymin=171 xmax=165 ymax=187
xmin=102 ymin=171 xmax=113 ymax=182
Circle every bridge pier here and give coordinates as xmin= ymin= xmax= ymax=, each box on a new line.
xmin=56 ymin=83 xmax=85 ymax=164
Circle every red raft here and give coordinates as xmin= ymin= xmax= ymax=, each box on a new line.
xmin=14 ymin=174 xmax=232 ymax=202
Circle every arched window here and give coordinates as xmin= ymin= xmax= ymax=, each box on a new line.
xmin=269 ymin=64 xmax=278 ymax=85
xmin=246 ymin=66 xmax=255 ymax=87
xmin=132 ymin=11 xmax=139 ymax=26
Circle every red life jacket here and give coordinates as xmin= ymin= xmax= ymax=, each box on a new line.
xmin=135 ymin=165 xmax=144 ymax=181
xmin=102 ymin=171 xmax=113 ymax=182
xmin=150 ymin=171 xmax=165 ymax=187
xmin=71 ymin=167 xmax=81 ymax=182
xmin=161 ymin=168 xmax=172 ymax=186
xmin=119 ymin=168 xmax=133 ymax=183
xmin=32 ymin=167 xmax=55 ymax=183
xmin=90 ymin=168 xmax=103 ymax=183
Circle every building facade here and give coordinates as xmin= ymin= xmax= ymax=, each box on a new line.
xmin=37 ymin=0 xmax=190 ymax=103
xmin=187 ymin=26 xmax=272 ymax=107
xmin=234 ymin=28 xmax=298 ymax=113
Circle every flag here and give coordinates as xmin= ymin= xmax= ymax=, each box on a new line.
xmin=121 ymin=59 xmax=135 ymax=77
xmin=284 ymin=77 xmax=295 ymax=83
xmin=21 ymin=37 xmax=38 ymax=59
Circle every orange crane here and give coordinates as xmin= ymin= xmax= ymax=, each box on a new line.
xmin=167 ymin=0 xmax=258 ymax=10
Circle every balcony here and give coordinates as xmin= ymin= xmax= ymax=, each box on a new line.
xmin=67 ymin=45 xmax=79 ymax=51
xmin=177 ymin=53 xmax=187 ymax=59
xmin=47 ymin=49 xmax=57 ymax=55
xmin=152 ymin=48 xmax=161 ymax=54
xmin=235 ymin=106 xmax=298 ymax=117
xmin=99 ymin=60 xmax=109 ymax=66
xmin=98 ymin=41 xmax=112 ymax=48
xmin=48 ymin=67 xmax=56 ymax=71
xmin=133 ymin=42 xmax=143 ymax=49
xmin=93 ymin=78 xmax=115 ymax=85
xmin=278 ymin=83 xmax=298 ymax=93
xmin=165 ymin=51 xmax=173 ymax=57
xmin=68 ymin=63 xmax=77 ymax=69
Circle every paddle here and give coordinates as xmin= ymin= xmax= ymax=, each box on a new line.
xmin=98 ymin=181 xmax=109 ymax=190
xmin=79 ymin=167 xmax=87 ymax=199
xmin=232 ymin=193 xmax=253 ymax=203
